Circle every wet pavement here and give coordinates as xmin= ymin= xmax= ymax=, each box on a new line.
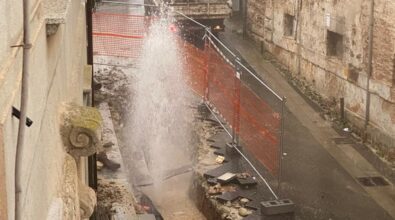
xmin=215 ymin=16 xmax=395 ymax=220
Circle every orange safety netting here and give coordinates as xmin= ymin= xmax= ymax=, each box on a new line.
xmin=93 ymin=12 xmax=282 ymax=176
xmin=93 ymin=13 xmax=149 ymax=58
xmin=183 ymin=40 xmax=281 ymax=175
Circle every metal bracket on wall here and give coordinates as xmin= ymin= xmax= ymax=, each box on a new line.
xmin=10 ymin=44 xmax=32 ymax=49
xmin=12 ymin=107 xmax=33 ymax=127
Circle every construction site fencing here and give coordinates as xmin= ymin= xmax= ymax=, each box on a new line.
xmin=92 ymin=12 xmax=149 ymax=58
xmin=92 ymin=8 xmax=285 ymax=197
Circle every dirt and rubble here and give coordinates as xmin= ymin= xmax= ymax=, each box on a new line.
xmin=94 ymin=62 xmax=135 ymax=128
xmin=96 ymin=179 xmax=136 ymax=217
xmin=190 ymin=104 xmax=264 ymax=220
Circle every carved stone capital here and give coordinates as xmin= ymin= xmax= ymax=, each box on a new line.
xmin=60 ymin=103 xmax=102 ymax=158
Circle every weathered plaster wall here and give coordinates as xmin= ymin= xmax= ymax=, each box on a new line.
xmin=247 ymin=0 xmax=395 ymax=148
xmin=369 ymin=0 xmax=395 ymax=137
xmin=0 ymin=0 xmax=89 ymax=219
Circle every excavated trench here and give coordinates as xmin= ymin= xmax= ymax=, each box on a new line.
xmin=94 ymin=59 xmax=264 ymax=220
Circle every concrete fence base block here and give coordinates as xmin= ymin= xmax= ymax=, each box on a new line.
xmin=260 ymin=199 xmax=295 ymax=216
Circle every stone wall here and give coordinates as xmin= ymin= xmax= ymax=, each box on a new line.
xmin=0 ymin=0 xmax=96 ymax=219
xmin=246 ymin=0 xmax=395 ymax=151
xmin=370 ymin=0 xmax=395 ymax=138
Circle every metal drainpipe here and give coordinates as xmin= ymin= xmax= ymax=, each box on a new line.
xmin=364 ymin=0 xmax=374 ymax=138
xmin=85 ymin=1 xmax=98 ymax=220
xmin=15 ymin=0 xmax=31 ymax=219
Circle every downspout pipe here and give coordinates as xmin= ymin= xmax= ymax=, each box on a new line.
xmin=15 ymin=0 xmax=31 ymax=219
xmin=364 ymin=0 xmax=374 ymax=137
xmin=85 ymin=2 xmax=98 ymax=219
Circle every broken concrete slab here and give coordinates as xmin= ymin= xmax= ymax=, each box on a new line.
xmin=204 ymin=163 xmax=234 ymax=179
xmin=216 ymin=191 xmax=241 ymax=203
xmin=217 ymin=172 xmax=237 ymax=183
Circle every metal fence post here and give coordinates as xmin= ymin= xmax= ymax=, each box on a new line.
xmin=204 ymin=29 xmax=210 ymax=103
xmin=278 ymin=97 xmax=286 ymax=194
xmin=233 ymin=59 xmax=242 ymax=146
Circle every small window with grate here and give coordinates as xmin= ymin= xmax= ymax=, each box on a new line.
xmin=327 ymin=30 xmax=344 ymax=59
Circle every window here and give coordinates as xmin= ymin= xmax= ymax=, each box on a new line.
xmin=283 ymin=14 xmax=295 ymax=37
xmin=327 ymin=30 xmax=344 ymax=58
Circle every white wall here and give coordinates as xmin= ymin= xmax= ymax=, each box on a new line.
xmin=0 ymin=0 xmax=88 ymax=219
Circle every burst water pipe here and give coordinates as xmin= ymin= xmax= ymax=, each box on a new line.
xmin=15 ymin=0 xmax=31 ymax=219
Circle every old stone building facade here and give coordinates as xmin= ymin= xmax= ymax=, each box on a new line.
xmin=0 ymin=0 xmax=99 ymax=219
xmin=246 ymin=0 xmax=394 ymax=152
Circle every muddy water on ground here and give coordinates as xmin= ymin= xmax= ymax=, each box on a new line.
xmin=141 ymin=172 xmax=206 ymax=220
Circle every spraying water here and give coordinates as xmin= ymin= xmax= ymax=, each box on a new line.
xmin=126 ymin=15 xmax=193 ymax=190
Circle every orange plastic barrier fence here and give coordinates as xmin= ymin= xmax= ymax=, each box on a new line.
xmin=183 ymin=38 xmax=281 ymax=175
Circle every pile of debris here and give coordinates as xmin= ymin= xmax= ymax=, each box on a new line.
xmin=193 ymin=104 xmax=295 ymax=220
xmin=94 ymin=66 xmax=133 ymax=124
